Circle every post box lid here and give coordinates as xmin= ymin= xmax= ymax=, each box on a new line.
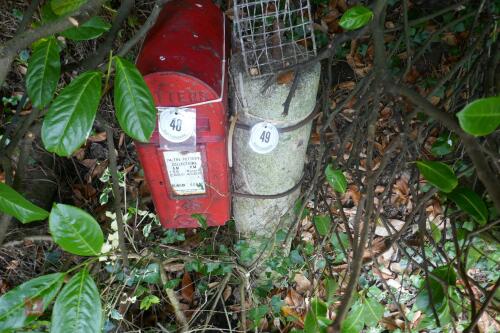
xmin=137 ymin=0 xmax=226 ymax=97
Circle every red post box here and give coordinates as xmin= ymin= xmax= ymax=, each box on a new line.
xmin=135 ymin=0 xmax=230 ymax=228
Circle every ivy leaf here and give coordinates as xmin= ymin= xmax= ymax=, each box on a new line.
xmin=339 ymin=6 xmax=374 ymax=31
xmin=416 ymin=161 xmax=458 ymax=193
xmin=113 ymin=56 xmax=156 ymax=142
xmin=49 ymin=203 xmax=104 ymax=256
xmin=325 ymin=165 xmax=348 ymax=193
xmin=42 ymin=71 xmax=102 ymax=157
xmin=313 ymin=215 xmax=331 ymax=237
xmin=61 ymin=17 xmax=111 ymax=41
xmin=26 ymin=37 xmax=61 ymax=108
xmin=51 ymin=0 xmax=87 ymax=15
xmin=0 ymin=273 xmax=65 ymax=332
xmin=448 ymin=187 xmax=488 ymax=225
xmin=456 ymin=97 xmax=500 ymax=136
xmin=51 ymin=269 xmax=102 ymax=333
xmin=0 ymin=183 xmax=49 ymax=223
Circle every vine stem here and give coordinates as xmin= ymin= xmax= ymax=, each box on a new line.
xmin=105 ymin=126 xmax=129 ymax=269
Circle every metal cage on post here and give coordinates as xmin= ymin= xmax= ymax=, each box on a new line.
xmin=233 ymin=0 xmax=317 ymax=77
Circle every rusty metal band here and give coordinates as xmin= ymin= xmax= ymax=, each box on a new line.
xmin=232 ymin=172 xmax=305 ymax=199
xmin=235 ymin=104 xmax=319 ymax=133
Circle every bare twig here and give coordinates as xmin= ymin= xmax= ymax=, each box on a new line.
xmin=105 ymin=126 xmax=129 ymax=268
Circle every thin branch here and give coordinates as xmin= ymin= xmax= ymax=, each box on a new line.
xmin=105 ymin=126 xmax=129 ymax=269
xmin=464 ymin=277 xmax=500 ymax=333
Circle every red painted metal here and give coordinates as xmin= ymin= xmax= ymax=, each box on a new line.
xmin=135 ymin=0 xmax=230 ymax=228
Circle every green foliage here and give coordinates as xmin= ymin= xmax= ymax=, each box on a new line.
xmin=313 ymin=215 xmax=331 ymax=237
xmin=416 ymin=161 xmax=458 ymax=193
xmin=113 ymin=56 xmax=156 ymax=142
xmin=304 ymin=298 xmax=331 ymax=333
xmin=51 ymin=269 xmax=102 ymax=333
xmin=341 ymin=297 xmax=384 ymax=333
xmin=339 ymin=6 xmax=374 ymax=31
xmin=235 ymin=240 xmax=257 ymax=264
xmin=415 ymin=265 xmax=457 ymax=310
xmin=192 ymin=213 xmax=208 ymax=229
xmin=0 ymin=273 xmax=65 ymax=331
xmin=48 ymin=203 xmax=104 ymax=256
xmin=325 ymin=164 xmax=348 ymax=193
xmin=447 ymin=187 xmax=488 ymax=225
xmin=0 ymin=183 xmax=49 ymax=223
xmin=431 ymin=134 xmax=456 ymax=157
xmin=161 ymin=229 xmax=185 ymax=244
xmin=50 ymin=0 xmax=87 ymax=15
xmin=140 ymin=295 xmax=160 ymax=311
xmin=41 ymin=71 xmax=102 ymax=156
xmin=456 ymin=97 xmax=500 ymax=136
xmin=249 ymin=305 xmax=269 ymax=328
xmin=26 ymin=37 xmax=60 ymax=108
xmin=61 ymin=17 xmax=111 ymax=41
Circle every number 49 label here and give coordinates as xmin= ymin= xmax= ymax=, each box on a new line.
xmin=159 ymin=107 xmax=196 ymax=143
xmin=249 ymin=122 xmax=279 ymax=154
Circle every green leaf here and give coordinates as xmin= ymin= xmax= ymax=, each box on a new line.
xmin=456 ymin=97 xmax=500 ymax=136
xmin=416 ymin=161 xmax=458 ymax=193
xmin=42 ymin=71 xmax=102 ymax=156
xmin=429 ymin=221 xmax=442 ymax=243
xmin=51 ymin=0 xmax=87 ymax=15
xmin=0 ymin=183 xmax=49 ymax=223
xmin=341 ymin=301 xmax=365 ymax=333
xmin=339 ymin=6 xmax=374 ymax=31
xmin=448 ymin=187 xmax=488 ymax=225
xmin=49 ymin=203 xmax=104 ymax=256
xmin=0 ymin=273 xmax=65 ymax=331
xmin=313 ymin=215 xmax=331 ymax=237
xmin=51 ymin=269 xmax=102 ymax=333
xmin=61 ymin=17 xmax=111 ymax=41
xmin=362 ymin=298 xmax=384 ymax=326
xmin=325 ymin=165 xmax=348 ymax=193
xmin=113 ymin=56 xmax=156 ymax=142
xmin=415 ymin=265 xmax=457 ymax=310
xmin=140 ymin=295 xmax=160 ymax=311
xmin=26 ymin=37 xmax=61 ymax=108
xmin=325 ymin=278 xmax=338 ymax=304
xmin=191 ymin=213 xmax=208 ymax=229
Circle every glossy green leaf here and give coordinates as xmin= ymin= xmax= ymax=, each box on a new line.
xmin=304 ymin=298 xmax=330 ymax=333
xmin=42 ymin=71 xmax=102 ymax=156
xmin=416 ymin=161 xmax=458 ymax=193
xmin=339 ymin=6 xmax=374 ymax=31
xmin=456 ymin=97 xmax=500 ymax=136
xmin=61 ymin=17 xmax=111 ymax=41
xmin=49 ymin=203 xmax=104 ymax=256
xmin=448 ymin=187 xmax=488 ymax=225
xmin=51 ymin=269 xmax=102 ymax=333
xmin=325 ymin=165 xmax=347 ymax=193
xmin=341 ymin=301 xmax=364 ymax=333
xmin=113 ymin=56 xmax=156 ymax=142
xmin=362 ymin=298 xmax=384 ymax=326
xmin=51 ymin=0 xmax=87 ymax=15
xmin=313 ymin=215 xmax=331 ymax=237
xmin=0 ymin=183 xmax=49 ymax=223
xmin=0 ymin=273 xmax=65 ymax=331
xmin=26 ymin=37 xmax=61 ymax=108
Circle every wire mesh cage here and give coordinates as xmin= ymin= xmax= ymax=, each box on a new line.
xmin=233 ymin=0 xmax=317 ymax=77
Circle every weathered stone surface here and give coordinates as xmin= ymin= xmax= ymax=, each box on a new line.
xmin=231 ymin=55 xmax=320 ymax=266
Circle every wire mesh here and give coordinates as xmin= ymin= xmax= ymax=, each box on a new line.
xmin=233 ymin=0 xmax=317 ymax=77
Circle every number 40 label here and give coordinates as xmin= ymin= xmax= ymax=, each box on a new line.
xmin=249 ymin=122 xmax=279 ymax=154
xmin=158 ymin=107 xmax=196 ymax=143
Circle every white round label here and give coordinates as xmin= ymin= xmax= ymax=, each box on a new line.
xmin=249 ymin=122 xmax=279 ymax=154
xmin=158 ymin=108 xmax=195 ymax=143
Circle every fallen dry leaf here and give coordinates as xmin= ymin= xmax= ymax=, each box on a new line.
xmin=293 ymin=273 xmax=311 ymax=294
xmin=181 ymin=272 xmax=194 ymax=304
